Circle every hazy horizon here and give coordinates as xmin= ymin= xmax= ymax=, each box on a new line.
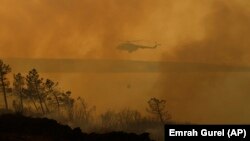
xmin=1 ymin=0 xmax=250 ymax=124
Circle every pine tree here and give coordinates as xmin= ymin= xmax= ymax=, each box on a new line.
xmin=0 ymin=60 xmax=11 ymax=110
xmin=147 ymin=97 xmax=171 ymax=124
xmin=26 ymin=69 xmax=46 ymax=114
xmin=13 ymin=73 xmax=25 ymax=112
xmin=44 ymin=79 xmax=60 ymax=112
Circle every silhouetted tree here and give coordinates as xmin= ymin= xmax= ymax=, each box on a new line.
xmin=117 ymin=109 xmax=142 ymax=131
xmin=26 ymin=69 xmax=46 ymax=114
xmin=75 ymin=97 xmax=96 ymax=125
xmin=59 ymin=91 xmax=75 ymax=121
xmin=44 ymin=79 xmax=61 ymax=113
xmin=147 ymin=97 xmax=171 ymax=124
xmin=13 ymin=73 xmax=25 ymax=112
xmin=101 ymin=110 xmax=119 ymax=130
xmin=23 ymin=88 xmax=39 ymax=112
xmin=0 ymin=60 xmax=11 ymax=110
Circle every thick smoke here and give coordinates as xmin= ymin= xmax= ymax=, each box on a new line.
xmin=1 ymin=0 xmax=250 ymax=123
xmin=0 ymin=0 xmax=157 ymax=59
xmin=0 ymin=0 xmax=162 ymax=115
xmin=156 ymin=0 xmax=250 ymax=123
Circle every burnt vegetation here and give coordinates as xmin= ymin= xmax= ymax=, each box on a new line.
xmin=0 ymin=59 xmax=173 ymax=141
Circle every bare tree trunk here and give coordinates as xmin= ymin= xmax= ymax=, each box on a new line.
xmin=31 ymin=97 xmax=39 ymax=112
xmin=38 ymin=96 xmax=45 ymax=114
xmin=35 ymin=85 xmax=45 ymax=114
xmin=53 ymin=93 xmax=60 ymax=112
xmin=1 ymin=76 xmax=8 ymax=110
xmin=156 ymin=102 xmax=164 ymax=124
xmin=43 ymin=100 xmax=50 ymax=113
xmin=78 ymin=97 xmax=89 ymax=122
xmin=19 ymin=91 xmax=24 ymax=112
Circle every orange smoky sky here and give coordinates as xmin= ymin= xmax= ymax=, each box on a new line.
xmin=1 ymin=0 xmax=250 ymax=124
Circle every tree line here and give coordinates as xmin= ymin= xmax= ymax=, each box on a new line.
xmin=0 ymin=60 xmax=74 ymax=115
xmin=0 ymin=59 xmax=172 ymax=128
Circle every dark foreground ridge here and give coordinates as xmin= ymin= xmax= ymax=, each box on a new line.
xmin=0 ymin=114 xmax=153 ymax=141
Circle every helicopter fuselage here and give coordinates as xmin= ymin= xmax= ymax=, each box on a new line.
xmin=117 ymin=42 xmax=158 ymax=53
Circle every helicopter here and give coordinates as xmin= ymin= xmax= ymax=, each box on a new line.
xmin=117 ymin=41 xmax=160 ymax=53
